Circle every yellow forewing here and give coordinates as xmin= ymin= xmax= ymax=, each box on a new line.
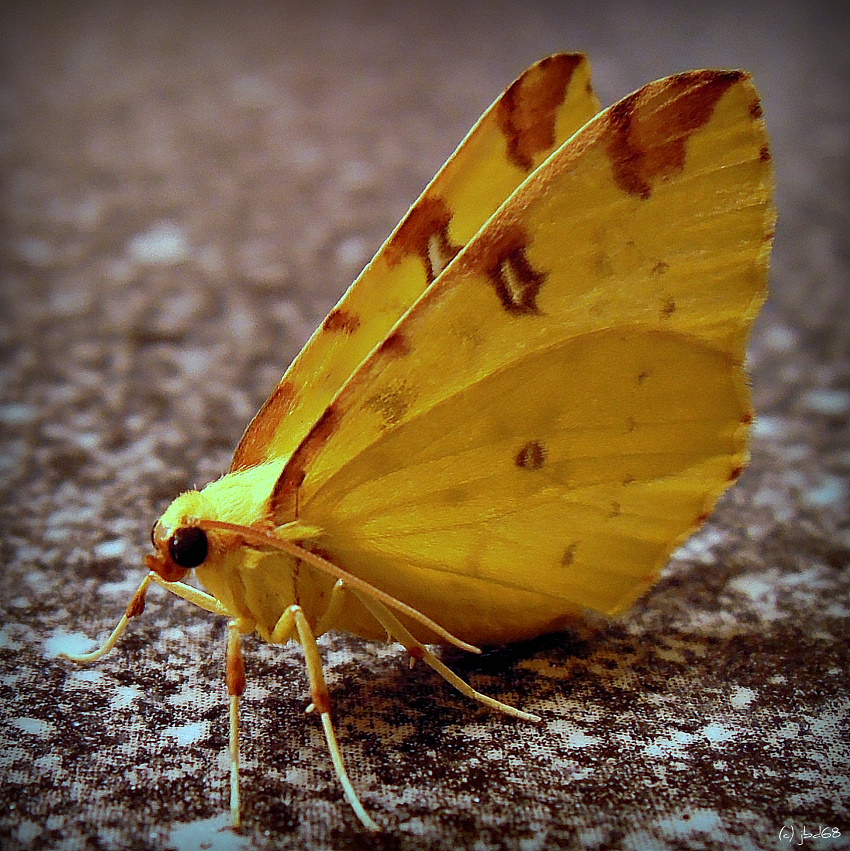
xmin=270 ymin=71 xmax=773 ymax=644
xmin=231 ymin=54 xmax=599 ymax=471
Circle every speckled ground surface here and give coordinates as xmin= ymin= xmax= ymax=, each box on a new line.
xmin=1 ymin=2 xmax=848 ymax=850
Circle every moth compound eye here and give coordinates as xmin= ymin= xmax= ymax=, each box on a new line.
xmin=168 ymin=527 xmax=209 ymax=568
xmin=150 ymin=523 xmax=158 ymax=548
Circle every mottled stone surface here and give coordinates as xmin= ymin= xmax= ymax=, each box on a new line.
xmin=1 ymin=2 xmax=848 ymax=850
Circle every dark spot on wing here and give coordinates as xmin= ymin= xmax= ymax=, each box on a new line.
xmin=377 ymin=331 xmax=410 ymax=358
xmin=463 ymin=223 xmax=546 ymax=315
xmin=323 ymin=308 xmax=361 ymax=334
xmin=661 ymin=296 xmax=676 ymax=318
xmin=365 ymin=385 xmax=413 ymax=429
xmin=385 ymin=195 xmax=461 ymax=283
xmin=561 ymin=543 xmax=577 ymax=567
xmin=516 ymin=440 xmax=547 ymax=470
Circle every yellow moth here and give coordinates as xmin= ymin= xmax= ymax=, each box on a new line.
xmin=63 ymin=54 xmax=774 ymax=830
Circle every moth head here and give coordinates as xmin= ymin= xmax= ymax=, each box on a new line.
xmin=148 ymin=522 xmax=208 ymax=582
xmin=147 ymin=490 xmax=212 ymax=582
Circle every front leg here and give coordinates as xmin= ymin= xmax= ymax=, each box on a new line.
xmin=59 ymin=573 xmax=154 ymax=663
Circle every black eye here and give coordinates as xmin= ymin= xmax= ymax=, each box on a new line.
xmin=168 ymin=527 xmax=209 ymax=568
xmin=150 ymin=523 xmax=157 ymax=548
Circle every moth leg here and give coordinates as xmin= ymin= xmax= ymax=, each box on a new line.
xmin=351 ymin=590 xmax=541 ymax=723
xmin=227 ymin=620 xmax=246 ymax=829
xmin=150 ymin=574 xmax=229 ymax=615
xmin=269 ymin=606 xmax=296 ymax=644
xmin=59 ymin=573 xmax=154 ymax=663
xmin=315 ymin=579 xmax=347 ymax=637
xmin=291 ymin=606 xmax=379 ymax=831
xmin=62 ymin=572 xmax=229 ymax=664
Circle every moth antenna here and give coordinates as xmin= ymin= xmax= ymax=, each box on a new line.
xmin=199 ymin=519 xmax=482 ymax=654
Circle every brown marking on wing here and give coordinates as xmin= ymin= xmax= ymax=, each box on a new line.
xmin=230 ymin=380 xmax=299 ymax=471
xmin=384 ymin=195 xmax=461 ymax=283
xmin=496 ymin=54 xmax=583 ymax=171
xmin=607 ymin=70 xmax=743 ymax=199
xmin=377 ymin=331 xmax=410 ymax=358
xmin=561 ymin=543 xmax=578 ymax=567
xmin=741 ymin=412 xmax=754 ymax=425
xmin=515 ymin=440 xmax=547 ymax=470
xmin=271 ymin=403 xmax=342 ymax=519
xmin=323 ymin=308 xmax=361 ymax=334
xmin=759 ymin=144 xmax=771 ymax=162
xmin=365 ymin=384 xmax=413 ymax=429
xmin=660 ymin=296 xmax=676 ymax=318
xmin=466 ymin=223 xmax=546 ymax=315
xmin=728 ymin=465 xmax=744 ymax=481
xmin=749 ymin=100 xmax=763 ymax=120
